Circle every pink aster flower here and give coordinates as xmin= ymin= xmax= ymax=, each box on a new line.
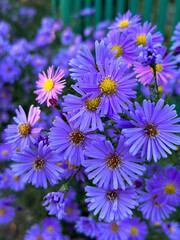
xmin=34 ymin=66 xmax=66 ymax=107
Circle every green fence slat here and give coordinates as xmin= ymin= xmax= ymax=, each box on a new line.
xmin=142 ymin=0 xmax=153 ymax=22
xmin=173 ymin=0 xmax=180 ymax=29
xmin=74 ymin=0 xmax=82 ymax=33
xmin=105 ymin=0 xmax=113 ymax=20
xmin=51 ymin=0 xmax=56 ymax=17
xmin=157 ymin=0 xmax=168 ymax=34
xmin=84 ymin=0 xmax=92 ymax=27
xmin=60 ymin=0 xmax=71 ymax=26
xmin=116 ymin=0 xmax=125 ymax=15
xmin=95 ymin=0 xmax=102 ymax=25
xmin=129 ymin=0 xmax=138 ymax=15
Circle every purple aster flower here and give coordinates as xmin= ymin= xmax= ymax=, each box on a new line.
xmin=24 ymin=224 xmax=50 ymax=240
xmin=80 ymin=7 xmax=95 ymax=16
xmin=109 ymin=10 xmax=141 ymax=33
xmin=162 ymin=222 xmax=180 ymax=240
xmin=34 ymin=133 xmax=49 ymax=147
xmin=75 ymin=217 xmax=100 ymax=238
xmin=79 ymin=59 xmax=137 ymax=116
xmin=53 ymin=19 xmax=63 ymax=31
xmin=134 ymin=46 xmax=176 ymax=85
xmin=69 ymin=40 xmax=117 ymax=81
xmin=97 ymin=20 xmax=110 ymax=29
xmin=63 ymin=200 xmax=80 ymax=223
xmin=62 ymin=160 xmax=86 ymax=182
xmin=0 ymin=168 xmax=10 ymax=189
xmin=85 ymin=185 xmax=137 ymax=222
xmin=132 ymin=21 xmax=164 ymax=46
xmin=105 ymin=30 xmax=137 ymax=67
xmin=43 ymin=191 xmax=67 ymax=219
xmin=34 ymin=66 xmax=66 ymax=107
xmin=0 ymin=143 xmax=12 ymax=161
xmin=84 ymin=26 xmax=93 ymax=37
xmin=0 ymin=196 xmax=15 ymax=224
xmin=30 ymin=54 xmax=47 ymax=73
xmin=93 ymin=29 xmax=105 ymax=40
xmin=125 ymin=217 xmax=148 ymax=240
xmin=0 ymin=56 xmax=20 ymax=83
xmin=122 ymin=99 xmax=180 ymax=162
xmin=61 ymin=28 xmax=74 ymax=45
xmin=5 ymin=105 xmax=41 ymax=151
xmin=49 ymin=113 xmax=104 ymax=166
xmin=11 ymin=141 xmax=64 ymax=188
xmin=42 ymin=217 xmax=61 ymax=237
xmin=6 ymin=168 xmax=26 ymax=191
xmin=84 ymin=136 xmax=145 ymax=190
xmin=138 ymin=182 xmax=176 ymax=222
xmin=146 ymin=163 xmax=162 ymax=177
xmin=0 ymin=21 xmax=10 ymax=38
xmin=63 ymin=87 xmax=104 ymax=131
xmin=171 ymin=22 xmax=180 ymax=56
xmin=148 ymin=166 xmax=180 ymax=206
xmin=97 ymin=221 xmax=130 ymax=240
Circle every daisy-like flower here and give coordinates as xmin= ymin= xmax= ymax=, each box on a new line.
xmin=85 ymin=186 xmax=137 ymax=222
xmin=105 ymin=30 xmax=137 ymax=67
xmin=69 ymin=40 xmax=118 ymax=81
xmin=122 ymin=99 xmax=180 ymax=162
xmin=98 ymin=221 xmax=130 ymax=240
xmin=34 ymin=66 xmax=66 ymax=107
xmin=138 ymin=183 xmax=176 ymax=222
xmin=49 ymin=113 xmax=104 ymax=166
xmin=162 ymin=222 xmax=180 ymax=240
xmin=109 ymin=10 xmax=141 ymax=32
xmin=5 ymin=105 xmax=41 ymax=151
xmin=24 ymin=224 xmax=49 ymax=240
xmin=171 ymin=22 xmax=180 ymax=54
xmin=63 ymin=86 xmax=104 ymax=131
xmin=0 ymin=196 xmax=15 ymax=224
xmin=84 ymin=136 xmax=145 ymax=190
xmin=5 ymin=168 xmax=25 ymax=191
xmin=79 ymin=58 xmax=137 ymax=116
xmin=42 ymin=217 xmax=61 ymax=237
xmin=75 ymin=217 xmax=100 ymax=238
xmin=63 ymin=200 xmax=80 ymax=223
xmin=132 ymin=21 xmax=164 ymax=46
xmin=11 ymin=141 xmax=64 ymax=189
xmin=0 ymin=143 xmax=12 ymax=161
xmin=134 ymin=46 xmax=176 ymax=85
xmin=125 ymin=217 xmax=148 ymax=240
xmin=148 ymin=166 xmax=180 ymax=206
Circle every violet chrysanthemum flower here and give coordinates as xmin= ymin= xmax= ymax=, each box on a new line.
xmin=69 ymin=40 xmax=117 ymax=81
xmin=79 ymin=59 xmax=137 ymax=116
xmin=98 ymin=221 xmax=130 ymax=240
xmin=148 ymin=166 xmax=180 ymax=206
xmin=0 ymin=143 xmax=12 ymax=161
xmin=75 ymin=217 xmax=100 ymax=238
xmin=125 ymin=217 xmax=148 ymax=240
xmin=134 ymin=46 xmax=176 ymax=85
xmin=122 ymin=99 xmax=180 ymax=162
xmin=49 ymin=114 xmax=104 ymax=166
xmin=132 ymin=21 xmax=164 ymax=46
xmin=85 ymin=186 xmax=137 ymax=222
xmin=63 ymin=86 xmax=104 ymax=131
xmin=162 ymin=222 xmax=180 ymax=240
xmin=105 ymin=30 xmax=137 ymax=67
xmin=42 ymin=217 xmax=61 ymax=237
xmin=109 ymin=10 xmax=141 ymax=32
xmin=5 ymin=105 xmax=41 ymax=151
xmin=0 ymin=196 xmax=15 ymax=224
xmin=34 ymin=66 xmax=66 ymax=107
xmin=11 ymin=141 xmax=64 ymax=188
xmin=138 ymin=183 xmax=176 ymax=222
xmin=24 ymin=224 xmax=49 ymax=240
xmin=63 ymin=200 xmax=80 ymax=223
xmin=43 ymin=191 xmax=67 ymax=219
xmin=171 ymin=22 xmax=180 ymax=55
xmin=84 ymin=136 xmax=145 ymax=190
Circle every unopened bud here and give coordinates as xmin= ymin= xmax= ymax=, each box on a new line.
xmin=49 ymin=98 xmax=61 ymax=110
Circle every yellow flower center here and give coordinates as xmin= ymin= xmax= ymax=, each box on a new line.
xmin=3 ymin=176 xmax=7 ymax=181
xmin=18 ymin=123 xmax=31 ymax=137
xmin=2 ymin=150 xmax=8 ymax=156
xmin=0 ymin=208 xmax=6 ymax=215
xmin=169 ymin=227 xmax=175 ymax=232
xmin=99 ymin=77 xmax=117 ymax=95
xmin=66 ymin=207 xmax=73 ymax=214
xmin=44 ymin=79 xmax=54 ymax=91
xmin=110 ymin=222 xmax=119 ymax=232
xmin=154 ymin=221 xmax=161 ymax=227
xmin=16 ymin=146 xmax=20 ymax=152
xmin=13 ymin=176 xmax=20 ymax=181
xmin=151 ymin=64 xmax=163 ymax=74
xmin=136 ymin=35 xmax=147 ymax=46
xmin=36 ymin=237 xmax=42 ymax=240
xmin=164 ymin=184 xmax=176 ymax=194
xmin=68 ymin=160 xmax=77 ymax=170
xmin=110 ymin=45 xmax=123 ymax=58
xmin=119 ymin=20 xmax=129 ymax=28
xmin=158 ymin=86 xmax=164 ymax=92
xmin=36 ymin=60 xmax=42 ymax=65
xmin=85 ymin=97 xmax=101 ymax=111
xmin=48 ymin=226 xmax=54 ymax=233
xmin=56 ymin=162 xmax=62 ymax=166
xmin=33 ymin=157 xmax=45 ymax=171
xmin=130 ymin=227 xmax=138 ymax=236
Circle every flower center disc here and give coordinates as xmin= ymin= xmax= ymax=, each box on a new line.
xmin=33 ymin=157 xmax=45 ymax=171
xmin=69 ymin=129 xmax=85 ymax=146
xmin=99 ymin=77 xmax=117 ymax=95
xmin=44 ymin=79 xmax=54 ymax=91
xmin=164 ymin=184 xmax=176 ymax=194
xmin=107 ymin=190 xmax=118 ymax=202
xmin=136 ymin=35 xmax=147 ymax=46
xmin=110 ymin=45 xmax=123 ymax=58
xmin=85 ymin=97 xmax=101 ymax=111
xmin=144 ymin=123 xmax=159 ymax=138
xmin=48 ymin=226 xmax=54 ymax=233
xmin=106 ymin=153 xmax=121 ymax=170
xmin=119 ymin=20 xmax=129 ymax=28
xmin=0 ymin=208 xmax=6 ymax=215
xmin=131 ymin=227 xmax=138 ymax=236
xmin=110 ymin=222 xmax=119 ymax=232
xmin=18 ymin=123 xmax=31 ymax=137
